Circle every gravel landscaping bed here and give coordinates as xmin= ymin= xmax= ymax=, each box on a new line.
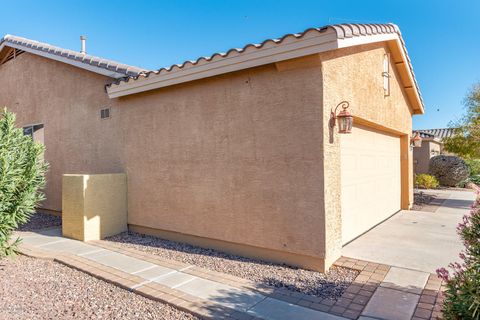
xmin=0 ymin=255 xmax=197 ymax=320
xmin=17 ymin=212 xmax=62 ymax=231
xmin=106 ymin=232 xmax=358 ymax=300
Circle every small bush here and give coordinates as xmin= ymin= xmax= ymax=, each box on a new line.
xmin=429 ymin=155 xmax=470 ymax=187
xmin=437 ymin=187 xmax=480 ymax=319
xmin=0 ymin=109 xmax=48 ymax=257
xmin=415 ymin=174 xmax=439 ymax=189
xmin=466 ymin=159 xmax=480 ymax=177
xmin=471 ymin=175 xmax=480 ymax=186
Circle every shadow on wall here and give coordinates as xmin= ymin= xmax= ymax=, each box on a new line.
xmin=62 ymin=173 xmax=127 ymax=242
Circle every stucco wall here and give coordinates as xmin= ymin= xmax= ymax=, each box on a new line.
xmin=320 ymin=42 xmax=415 ymax=265
xmin=414 ymin=140 xmax=442 ymax=174
xmin=0 ymin=53 xmax=122 ymax=212
xmin=116 ymin=62 xmax=325 ymax=260
xmin=0 ymin=52 xmax=328 ymax=268
xmin=0 ymin=43 xmax=415 ymax=271
xmin=62 ymin=173 xmax=127 ymax=241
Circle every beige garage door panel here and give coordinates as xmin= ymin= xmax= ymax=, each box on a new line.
xmin=341 ymin=124 xmax=401 ymax=244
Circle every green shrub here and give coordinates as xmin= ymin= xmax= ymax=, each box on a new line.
xmin=437 ymin=186 xmax=480 ymax=319
xmin=471 ymin=175 xmax=480 ymax=186
xmin=415 ymin=174 xmax=439 ymax=189
xmin=0 ymin=109 xmax=48 ymax=257
xmin=466 ymin=159 xmax=480 ymax=177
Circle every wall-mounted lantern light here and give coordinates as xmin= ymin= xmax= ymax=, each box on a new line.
xmin=411 ymin=132 xmax=422 ymax=148
xmin=331 ymin=101 xmax=353 ymax=134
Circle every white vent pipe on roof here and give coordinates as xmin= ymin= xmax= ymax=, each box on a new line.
xmin=80 ymin=35 xmax=87 ymax=54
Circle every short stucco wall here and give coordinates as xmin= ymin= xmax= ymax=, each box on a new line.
xmin=414 ymin=140 xmax=442 ymax=174
xmin=62 ymin=173 xmax=127 ymax=241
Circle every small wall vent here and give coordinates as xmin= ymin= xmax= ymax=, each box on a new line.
xmin=100 ymin=108 xmax=110 ymax=119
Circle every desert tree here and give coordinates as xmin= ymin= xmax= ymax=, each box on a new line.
xmin=444 ymin=82 xmax=480 ymax=158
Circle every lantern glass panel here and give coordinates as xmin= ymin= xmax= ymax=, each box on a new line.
xmin=338 ymin=115 xmax=353 ymax=133
xmin=346 ymin=116 xmax=353 ymax=132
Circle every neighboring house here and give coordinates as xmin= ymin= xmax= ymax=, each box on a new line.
xmin=413 ymin=128 xmax=456 ymax=174
xmin=0 ymin=23 xmax=424 ymax=272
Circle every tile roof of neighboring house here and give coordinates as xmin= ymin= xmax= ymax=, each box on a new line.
xmin=415 ymin=128 xmax=457 ymax=140
xmin=413 ymin=131 xmax=436 ymax=139
xmin=0 ymin=35 xmax=148 ymax=78
xmin=105 ymin=23 xmax=424 ymax=114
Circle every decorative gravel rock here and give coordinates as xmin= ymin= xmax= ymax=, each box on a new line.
xmin=106 ymin=232 xmax=358 ymax=299
xmin=17 ymin=212 xmax=62 ymax=231
xmin=429 ymin=155 xmax=470 ymax=187
xmin=0 ymin=255 xmax=197 ymax=320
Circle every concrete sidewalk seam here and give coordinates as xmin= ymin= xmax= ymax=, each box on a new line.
xmin=131 ymin=264 xmax=157 ymax=275
xmin=37 ymin=239 xmax=69 ymax=247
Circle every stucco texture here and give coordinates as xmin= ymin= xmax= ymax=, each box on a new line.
xmin=0 ymin=53 xmax=122 ymax=212
xmin=118 ymin=63 xmax=325 ymax=260
xmin=320 ymin=42 xmax=415 ymax=265
xmin=0 ymin=52 xmax=328 ymax=268
xmin=414 ymin=140 xmax=442 ymax=174
xmin=62 ymin=174 xmax=127 ymax=241
xmin=0 ymin=41 xmax=415 ymax=271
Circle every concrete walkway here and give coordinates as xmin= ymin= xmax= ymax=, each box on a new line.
xmin=342 ymin=188 xmax=475 ymax=320
xmin=15 ymin=189 xmax=464 ymax=319
xmin=17 ymin=227 xmax=345 ymax=320
xmin=343 ymin=189 xmax=475 ymax=273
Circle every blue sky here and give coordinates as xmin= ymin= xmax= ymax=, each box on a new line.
xmin=0 ymin=0 xmax=478 ymax=129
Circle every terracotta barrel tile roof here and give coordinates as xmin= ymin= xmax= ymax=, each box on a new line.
xmin=113 ymin=23 xmax=405 ymax=82
xmin=413 ymin=131 xmax=436 ymax=139
xmin=0 ymin=34 xmax=148 ymax=78
xmin=415 ymin=128 xmax=457 ymax=139
xmin=106 ymin=23 xmax=423 ymax=113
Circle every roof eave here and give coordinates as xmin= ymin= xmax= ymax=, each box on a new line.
xmin=0 ymin=42 xmax=128 ymax=79
xmin=104 ymin=24 xmax=424 ymax=114
xmin=336 ymin=34 xmax=424 ymax=115
xmin=107 ymin=28 xmax=340 ymax=98
xmin=0 ymin=35 xmax=147 ymax=79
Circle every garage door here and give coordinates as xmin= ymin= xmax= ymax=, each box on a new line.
xmin=341 ymin=124 xmax=401 ymax=244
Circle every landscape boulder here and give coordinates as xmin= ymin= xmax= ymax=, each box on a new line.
xmin=429 ymin=155 xmax=470 ymax=187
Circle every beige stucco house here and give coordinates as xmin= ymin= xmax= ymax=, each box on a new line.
xmin=0 ymin=23 xmax=424 ymax=271
xmin=412 ymin=128 xmax=455 ymax=174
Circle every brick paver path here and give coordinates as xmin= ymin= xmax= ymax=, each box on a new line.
xmin=17 ymin=228 xmax=346 ymax=320
xmin=17 ymin=227 xmax=444 ymax=319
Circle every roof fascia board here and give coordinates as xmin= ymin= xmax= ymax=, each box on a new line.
xmin=391 ymin=38 xmax=424 ymax=114
xmin=1 ymin=42 xmax=126 ymax=78
xmin=106 ymin=25 xmax=424 ymax=115
xmin=107 ymin=30 xmax=339 ymax=98
xmin=338 ymin=33 xmax=424 ymax=115
xmin=336 ymin=33 xmax=398 ymax=48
